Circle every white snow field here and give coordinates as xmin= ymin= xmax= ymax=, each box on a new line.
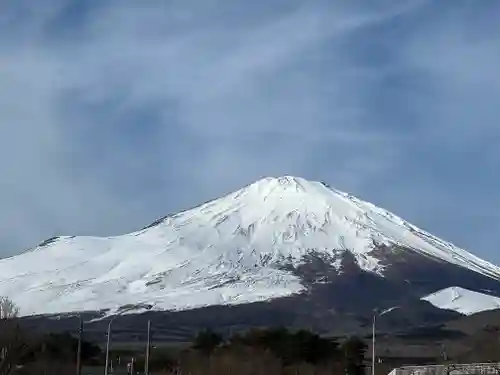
xmin=423 ymin=286 xmax=500 ymax=315
xmin=1 ymin=176 xmax=500 ymax=317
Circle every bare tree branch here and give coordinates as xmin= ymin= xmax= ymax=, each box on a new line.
xmin=0 ymin=297 xmax=19 ymax=320
xmin=0 ymin=297 xmax=24 ymax=375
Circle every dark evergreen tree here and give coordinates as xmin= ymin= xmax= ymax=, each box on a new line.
xmin=225 ymin=327 xmax=339 ymax=365
xmin=192 ymin=329 xmax=223 ymax=355
xmin=341 ymin=336 xmax=367 ymax=375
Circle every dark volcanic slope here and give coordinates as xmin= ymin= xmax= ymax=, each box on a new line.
xmin=22 ymin=247 xmax=474 ymax=343
xmin=18 ymin=243 xmax=500 ymax=343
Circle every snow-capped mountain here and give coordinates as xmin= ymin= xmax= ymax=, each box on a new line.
xmin=1 ymin=176 xmax=500 ymax=319
xmin=423 ymin=287 xmax=500 ymax=316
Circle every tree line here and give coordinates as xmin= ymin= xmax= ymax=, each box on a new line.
xmin=1 ymin=295 xmax=368 ymax=375
xmin=183 ymin=327 xmax=367 ymax=375
xmin=2 ymin=324 xmax=367 ymax=375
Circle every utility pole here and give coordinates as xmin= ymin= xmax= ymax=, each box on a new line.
xmin=372 ymin=314 xmax=376 ymax=375
xmin=76 ymin=317 xmax=83 ymax=375
xmin=104 ymin=319 xmax=113 ymax=375
xmin=145 ymin=320 xmax=151 ymax=375
xmin=0 ymin=305 xmax=5 ymax=361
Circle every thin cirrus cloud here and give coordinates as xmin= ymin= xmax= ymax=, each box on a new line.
xmin=0 ymin=0 xmax=499 ymax=263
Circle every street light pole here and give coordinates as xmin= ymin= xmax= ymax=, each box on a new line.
xmin=372 ymin=306 xmax=398 ymax=375
xmin=145 ymin=320 xmax=151 ymax=375
xmin=76 ymin=317 xmax=83 ymax=375
xmin=372 ymin=314 xmax=376 ymax=375
xmin=104 ymin=318 xmax=113 ymax=375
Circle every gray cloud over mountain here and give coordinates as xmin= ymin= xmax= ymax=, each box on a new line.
xmin=1 ymin=0 xmax=499 ymax=262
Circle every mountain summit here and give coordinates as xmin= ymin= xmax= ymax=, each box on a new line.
xmin=1 ymin=176 xmax=500 ymax=319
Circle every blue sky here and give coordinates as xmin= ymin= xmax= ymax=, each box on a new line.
xmin=1 ymin=0 xmax=500 ymax=263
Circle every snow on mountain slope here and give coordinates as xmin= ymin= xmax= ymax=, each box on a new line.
xmin=1 ymin=176 xmax=500 ymax=317
xmin=423 ymin=287 xmax=500 ymax=315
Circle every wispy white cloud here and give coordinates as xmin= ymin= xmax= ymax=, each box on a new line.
xmin=365 ymin=0 xmax=500 ymax=258
xmin=1 ymin=0 xmax=499 ymax=263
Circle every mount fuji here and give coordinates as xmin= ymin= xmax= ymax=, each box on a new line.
xmin=2 ymin=176 xmax=500 ymax=332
